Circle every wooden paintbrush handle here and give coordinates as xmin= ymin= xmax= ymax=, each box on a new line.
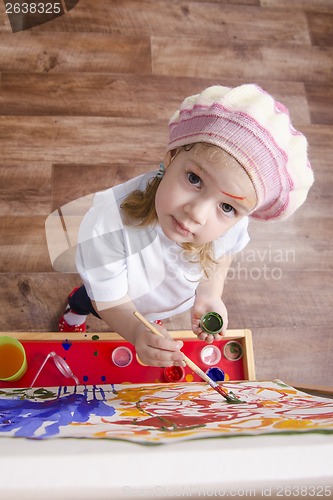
xmin=133 ymin=311 xmax=241 ymax=402
xmin=133 ymin=311 xmax=215 ymax=385
xmin=182 ymin=354 xmax=214 ymax=384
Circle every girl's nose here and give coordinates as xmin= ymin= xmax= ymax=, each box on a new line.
xmin=184 ymin=201 xmax=209 ymax=225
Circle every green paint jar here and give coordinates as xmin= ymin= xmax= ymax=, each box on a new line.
xmin=200 ymin=312 xmax=223 ymax=335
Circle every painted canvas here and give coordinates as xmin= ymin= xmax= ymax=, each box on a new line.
xmin=0 ymin=380 xmax=333 ymax=444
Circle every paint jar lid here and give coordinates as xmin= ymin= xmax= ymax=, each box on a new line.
xmin=163 ymin=365 xmax=185 ymax=382
xmin=200 ymin=312 xmax=223 ymax=335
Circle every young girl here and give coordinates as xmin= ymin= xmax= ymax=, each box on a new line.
xmin=55 ymin=84 xmax=314 ymax=368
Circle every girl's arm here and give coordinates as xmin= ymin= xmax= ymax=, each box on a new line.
xmin=92 ymin=296 xmax=184 ymax=367
xmin=192 ymin=253 xmax=234 ymax=343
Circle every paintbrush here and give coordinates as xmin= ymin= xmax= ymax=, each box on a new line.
xmin=133 ymin=311 xmax=244 ymax=404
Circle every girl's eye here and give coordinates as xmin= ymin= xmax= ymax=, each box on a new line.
xmin=187 ymin=172 xmax=201 ymax=187
xmin=220 ymin=203 xmax=236 ymax=217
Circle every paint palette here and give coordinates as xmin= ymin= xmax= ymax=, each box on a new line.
xmin=0 ymin=329 xmax=255 ymax=388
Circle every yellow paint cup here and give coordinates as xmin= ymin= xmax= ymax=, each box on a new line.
xmin=0 ymin=336 xmax=27 ymax=381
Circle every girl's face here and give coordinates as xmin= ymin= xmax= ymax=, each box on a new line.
xmin=155 ymin=145 xmax=257 ymax=245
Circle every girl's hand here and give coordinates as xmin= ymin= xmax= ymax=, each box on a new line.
xmin=191 ymin=297 xmax=228 ymax=344
xmin=93 ymin=299 xmax=185 ymax=367
xmin=134 ymin=323 xmax=185 ymax=367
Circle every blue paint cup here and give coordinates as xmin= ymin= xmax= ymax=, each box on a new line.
xmin=206 ymin=367 xmax=225 ymax=382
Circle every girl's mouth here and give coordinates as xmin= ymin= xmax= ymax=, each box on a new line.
xmin=172 ymin=216 xmax=192 ymax=236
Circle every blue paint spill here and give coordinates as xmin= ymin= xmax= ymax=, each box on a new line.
xmin=62 ymin=341 xmax=72 ymax=351
xmin=97 ymin=386 xmax=106 ymax=400
xmin=0 ymin=387 xmax=116 ymax=439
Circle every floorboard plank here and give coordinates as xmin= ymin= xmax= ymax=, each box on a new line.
xmin=0 ymin=216 xmax=53 ymax=272
xmin=0 ymin=116 xmax=168 ymax=163
xmin=51 ymin=162 xmax=152 ymax=209
xmin=0 ymin=73 xmax=311 ymax=124
xmin=305 ymin=83 xmax=333 ymax=125
xmin=306 ymin=12 xmax=333 ymax=47
xmin=261 ymin=0 xmax=333 ymax=14
xmin=0 ymin=33 xmax=151 ymax=73
xmin=10 ymin=1 xmax=308 ymax=43
xmin=0 ymin=163 xmax=52 ymax=216
xmin=152 ymin=37 xmax=333 ymax=83
xmin=252 ymin=325 xmax=333 ymax=386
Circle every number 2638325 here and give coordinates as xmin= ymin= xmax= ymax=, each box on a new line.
xmin=5 ymin=3 xmax=62 ymax=14
xmin=276 ymin=485 xmax=332 ymax=497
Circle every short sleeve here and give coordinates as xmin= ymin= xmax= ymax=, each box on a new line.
xmin=76 ymin=227 xmax=128 ymax=302
xmin=75 ymin=185 xmax=129 ymax=302
xmin=74 ymin=171 xmax=161 ymax=304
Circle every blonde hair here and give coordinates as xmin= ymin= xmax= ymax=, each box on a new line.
xmin=121 ymin=143 xmax=223 ymax=272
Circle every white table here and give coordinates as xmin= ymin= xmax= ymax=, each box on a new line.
xmin=1 ymin=433 xmax=332 ymax=499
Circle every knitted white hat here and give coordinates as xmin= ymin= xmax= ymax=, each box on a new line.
xmin=167 ymin=84 xmax=314 ymax=220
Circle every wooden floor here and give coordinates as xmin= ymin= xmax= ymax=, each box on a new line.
xmin=0 ymin=0 xmax=332 ymax=386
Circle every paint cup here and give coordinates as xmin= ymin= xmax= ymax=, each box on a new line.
xmin=112 ymin=346 xmax=133 ymax=367
xmin=163 ymin=365 xmax=185 ymax=382
xmin=200 ymin=312 xmax=223 ymax=335
xmin=200 ymin=345 xmax=222 ymax=366
xmin=205 ymin=367 xmax=225 ymax=382
xmin=224 ymin=341 xmax=243 ymax=361
xmin=0 ymin=336 xmax=27 ymax=381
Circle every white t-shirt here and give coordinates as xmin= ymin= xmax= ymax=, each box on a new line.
xmin=76 ymin=172 xmax=250 ymax=321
